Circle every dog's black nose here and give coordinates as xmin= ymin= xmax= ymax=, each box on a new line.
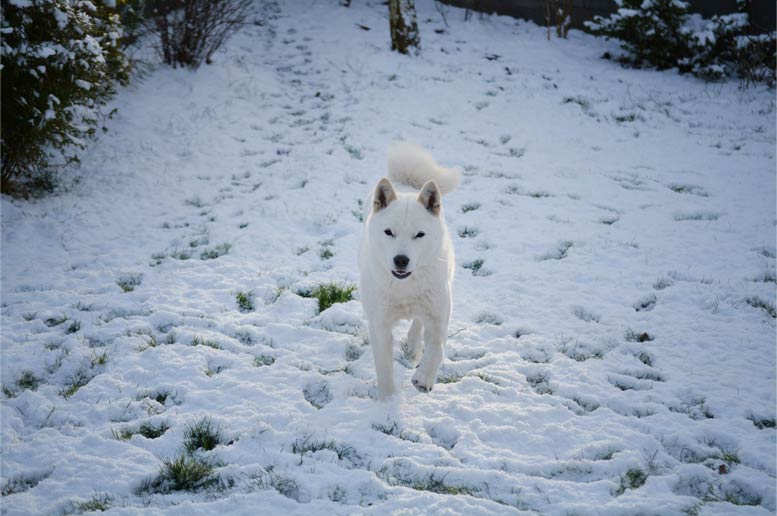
xmin=394 ymin=255 xmax=409 ymax=269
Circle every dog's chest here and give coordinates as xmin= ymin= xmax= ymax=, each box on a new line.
xmin=384 ymin=284 xmax=441 ymax=319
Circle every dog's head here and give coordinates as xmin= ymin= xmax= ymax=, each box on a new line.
xmin=367 ymin=177 xmax=445 ymax=280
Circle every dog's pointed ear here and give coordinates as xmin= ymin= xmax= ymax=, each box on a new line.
xmin=417 ymin=180 xmax=441 ymax=215
xmin=373 ymin=177 xmax=397 ymax=212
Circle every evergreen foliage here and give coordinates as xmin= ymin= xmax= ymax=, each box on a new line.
xmin=586 ymin=0 xmax=775 ymax=87
xmin=1 ymin=0 xmax=130 ymax=194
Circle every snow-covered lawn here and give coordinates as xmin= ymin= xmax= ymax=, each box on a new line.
xmin=2 ymin=1 xmax=775 ymax=515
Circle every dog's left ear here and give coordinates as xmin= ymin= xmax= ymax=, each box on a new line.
xmin=417 ymin=180 xmax=441 ymax=215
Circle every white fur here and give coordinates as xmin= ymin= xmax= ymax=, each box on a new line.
xmin=359 ymin=142 xmax=460 ymax=399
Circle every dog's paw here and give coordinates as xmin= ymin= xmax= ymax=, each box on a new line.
xmin=411 ymin=369 xmax=434 ymax=393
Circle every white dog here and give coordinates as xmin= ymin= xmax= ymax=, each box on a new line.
xmin=359 ymin=142 xmax=460 ymax=399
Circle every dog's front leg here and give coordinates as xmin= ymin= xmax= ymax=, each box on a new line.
xmin=369 ymin=319 xmax=396 ymax=400
xmin=411 ymin=318 xmax=447 ymax=393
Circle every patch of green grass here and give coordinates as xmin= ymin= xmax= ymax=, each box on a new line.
xmin=150 ymin=252 xmax=166 ymax=266
xmin=113 ymin=422 xmax=170 ymax=441
xmin=1 ymin=471 xmax=51 ymax=496
xmin=136 ymin=454 xmax=220 ymax=494
xmin=60 ymin=371 xmax=92 ymax=399
xmin=67 ymin=320 xmax=81 ymax=334
xmin=74 ymin=492 xmax=112 ymax=512
xmin=236 ymin=291 xmax=255 ymax=312
xmin=189 ymin=236 xmax=208 ymax=248
xmin=254 ymin=354 xmax=275 ymax=367
xmin=44 ymin=315 xmax=68 ymax=327
xmin=746 ymin=296 xmax=776 ymax=318
xmin=636 ymin=351 xmax=654 ymax=367
xmin=624 ymin=328 xmax=654 ymax=342
xmin=371 ymin=420 xmax=421 ymax=442
xmin=463 ymin=258 xmax=485 ymax=274
xmin=405 ymin=472 xmax=477 ymax=496
xmin=128 ymin=328 xmax=159 ymax=350
xmin=2 ymin=385 xmax=16 ymax=398
xmin=300 ymin=283 xmax=356 ymax=313
xmin=529 ymin=191 xmax=551 ymax=198
xmin=472 ymin=370 xmax=500 ymax=385
xmin=268 ymin=471 xmax=299 ymax=501
xmin=200 ymin=243 xmax=231 ymax=260
xmin=437 ymin=372 xmax=464 ymax=384
xmin=137 ymin=390 xmax=171 ymax=405
xmin=184 ymin=417 xmax=223 ymax=453
xmin=319 ymin=247 xmax=334 ymax=260
xmin=613 ymin=112 xmax=638 ymax=123
xmin=461 ymin=202 xmax=480 ymax=213
xmin=16 ymin=370 xmax=41 ymax=391
xmin=171 ymin=248 xmax=192 ymax=260
xmin=754 ymin=269 xmax=777 ymax=283
xmin=290 ymin=435 xmax=363 ymax=467
xmin=116 ymin=273 xmax=143 ymax=293
xmin=192 ymin=336 xmax=221 ymax=349
xmin=563 ymin=95 xmax=591 ymax=110
xmin=615 ymin=468 xmax=647 ymax=495
xmin=91 ymin=351 xmax=108 ymax=367
xmin=717 ymin=451 xmax=741 ymax=464
xmin=749 ymin=416 xmax=776 ymax=430
xmin=722 ymin=488 xmax=762 ymax=506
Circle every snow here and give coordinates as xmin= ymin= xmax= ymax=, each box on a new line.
xmin=1 ymin=1 xmax=775 ymax=515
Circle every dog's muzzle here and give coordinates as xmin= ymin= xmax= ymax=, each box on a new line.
xmin=392 ymin=270 xmax=412 ymax=279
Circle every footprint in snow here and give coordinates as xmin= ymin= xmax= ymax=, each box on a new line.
xmin=633 ymin=295 xmax=656 ymax=312
xmin=303 ymin=380 xmax=332 ymax=409
xmin=673 ymin=211 xmax=720 ymax=221
xmin=539 ymin=241 xmax=573 ymax=261
xmin=457 ymin=226 xmax=479 ymax=238
xmin=572 ymin=306 xmax=600 ymax=323
xmin=667 ymin=183 xmax=709 ymax=197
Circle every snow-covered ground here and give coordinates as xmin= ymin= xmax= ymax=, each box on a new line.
xmin=2 ymin=1 xmax=775 ymax=514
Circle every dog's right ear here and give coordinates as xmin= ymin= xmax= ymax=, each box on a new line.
xmin=373 ymin=177 xmax=397 ymax=212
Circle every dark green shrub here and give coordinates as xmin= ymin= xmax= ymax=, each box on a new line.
xmin=586 ymin=1 xmax=775 ymax=87
xmin=586 ymin=0 xmax=693 ymax=70
xmin=1 ymin=0 xmax=130 ymax=195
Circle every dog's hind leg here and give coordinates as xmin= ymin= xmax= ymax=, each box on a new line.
xmin=402 ymin=319 xmax=423 ymax=364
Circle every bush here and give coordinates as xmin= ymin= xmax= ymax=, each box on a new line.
xmin=1 ymin=0 xmax=130 ymax=195
xmin=586 ymin=0 xmax=775 ymax=87
xmin=147 ymin=0 xmax=251 ymax=68
xmin=734 ymin=33 xmax=776 ymax=88
xmin=586 ymin=0 xmax=693 ymax=70
xmin=685 ymin=12 xmax=748 ymax=80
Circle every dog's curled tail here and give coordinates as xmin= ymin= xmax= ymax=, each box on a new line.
xmin=387 ymin=142 xmax=461 ymax=195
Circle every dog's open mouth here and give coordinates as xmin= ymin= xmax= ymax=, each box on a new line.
xmin=392 ymin=270 xmax=412 ymax=279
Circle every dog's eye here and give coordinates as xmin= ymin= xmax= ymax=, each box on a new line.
xmin=414 ymin=231 xmax=425 ymax=239
xmin=384 ymin=229 xmax=394 ymax=237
